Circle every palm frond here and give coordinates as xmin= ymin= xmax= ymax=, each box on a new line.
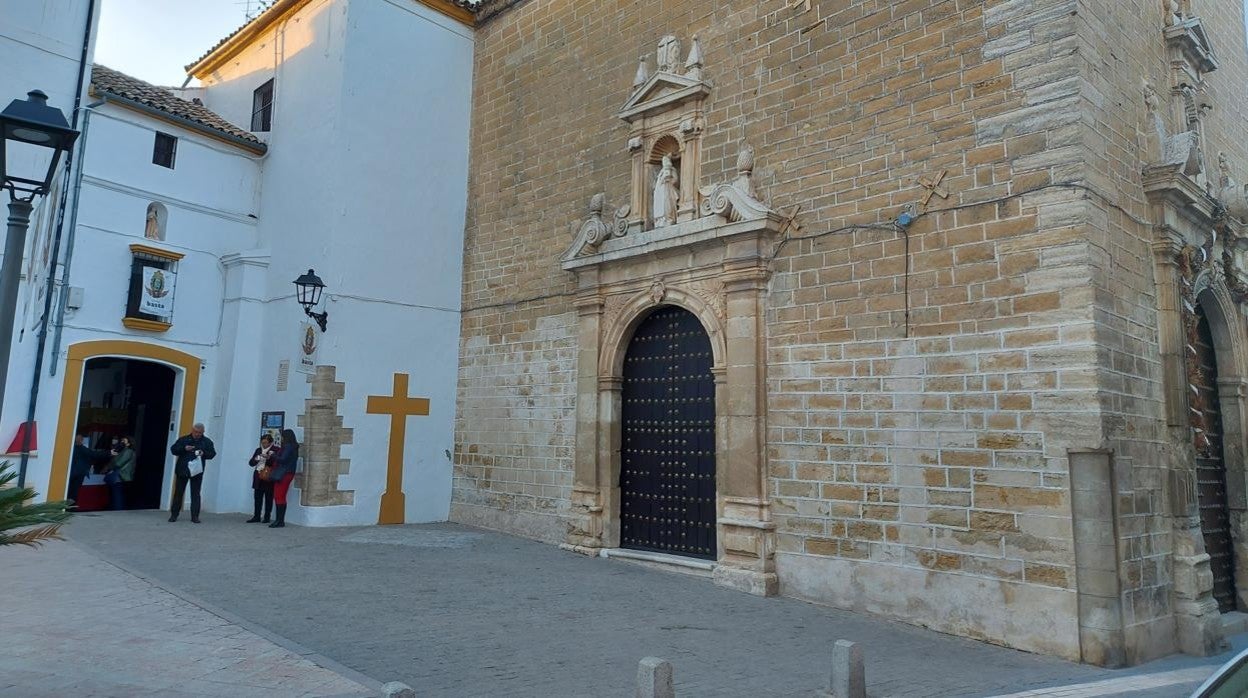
xmin=0 ymin=524 xmax=65 ymax=547
xmin=0 ymin=461 xmax=73 ymax=548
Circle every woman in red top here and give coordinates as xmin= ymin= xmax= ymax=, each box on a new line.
xmin=268 ymin=429 xmax=299 ymax=528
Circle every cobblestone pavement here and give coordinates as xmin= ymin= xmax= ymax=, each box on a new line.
xmin=57 ymin=511 xmax=1242 ymax=696
xmin=0 ymin=539 xmax=374 ymax=698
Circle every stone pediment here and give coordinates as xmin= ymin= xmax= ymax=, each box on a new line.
xmin=1165 ymin=16 xmax=1218 ymax=74
xmin=619 ymin=72 xmax=711 ymax=123
xmin=562 ymin=142 xmax=783 ymax=268
xmin=562 ymin=208 xmax=786 ymax=271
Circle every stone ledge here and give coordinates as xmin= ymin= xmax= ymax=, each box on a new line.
xmin=600 ymin=548 xmax=715 ymax=577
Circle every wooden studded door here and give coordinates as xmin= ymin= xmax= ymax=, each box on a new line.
xmin=620 ymin=306 xmax=717 ymax=560
xmin=1193 ymin=303 xmax=1237 ymax=613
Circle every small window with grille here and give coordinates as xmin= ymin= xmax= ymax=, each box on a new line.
xmin=251 ymin=79 xmax=274 ymax=132
xmin=152 ymin=132 xmax=177 ymax=169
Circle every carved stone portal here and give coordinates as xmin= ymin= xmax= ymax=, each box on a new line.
xmin=561 ymin=35 xmax=788 ymax=597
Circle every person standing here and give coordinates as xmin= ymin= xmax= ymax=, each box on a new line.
xmin=168 ymin=423 xmax=216 ymax=523
xmin=67 ymin=434 xmax=105 ymax=507
xmin=246 ymin=434 xmax=277 ymax=523
xmin=268 ymin=429 xmax=299 ymax=528
xmin=104 ymin=436 xmax=136 ymax=511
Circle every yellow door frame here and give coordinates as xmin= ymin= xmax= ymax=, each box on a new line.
xmin=48 ymin=340 xmax=201 ymax=500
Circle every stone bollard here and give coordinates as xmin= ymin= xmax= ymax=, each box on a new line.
xmin=636 ymin=656 xmax=675 ymax=698
xmin=381 ymin=680 xmax=416 ymax=698
xmin=829 ymin=640 xmax=865 ymax=698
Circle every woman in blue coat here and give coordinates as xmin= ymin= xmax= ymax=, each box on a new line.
xmin=268 ymin=429 xmax=299 ymax=528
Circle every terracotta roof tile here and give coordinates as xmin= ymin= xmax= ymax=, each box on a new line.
xmin=91 ymin=64 xmax=264 ymax=150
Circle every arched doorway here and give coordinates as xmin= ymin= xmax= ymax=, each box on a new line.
xmin=619 ymin=306 xmax=716 ymax=559
xmin=72 ymin=358 xmax=177 ymax=509
xmin=48 ymin=340 xmax=201 ymax=507
xmin=1193 ymin=298 xmax=1237 ymax=612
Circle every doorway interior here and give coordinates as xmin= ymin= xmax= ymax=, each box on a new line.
xmin=74 ymin=357 xmax=176 ymax=509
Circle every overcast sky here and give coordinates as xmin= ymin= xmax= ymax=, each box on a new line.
xmin=96 ymin=0 xmax=1248 ymax=88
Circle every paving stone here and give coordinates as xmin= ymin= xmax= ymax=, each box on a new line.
xmin=0 ymin=536 xmax=373 ymax=698
xmin=53 ymin=512 xmax=1248 ymax=696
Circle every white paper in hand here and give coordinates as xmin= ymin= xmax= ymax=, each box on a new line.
xmin=187 ymin=453 xmax=204 ymax=477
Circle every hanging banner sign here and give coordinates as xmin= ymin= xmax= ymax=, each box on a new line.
xmin=297 ymin=321 xmax=318 ymax=374
xmin=139 ymin=267 xmax=175 ymax=317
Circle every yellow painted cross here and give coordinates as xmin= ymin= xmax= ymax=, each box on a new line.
xmin=366 ymin=373 xmax=430 ymax=525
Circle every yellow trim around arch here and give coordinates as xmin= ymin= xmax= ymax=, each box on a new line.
xmin=48 ymin=341 xmax=202 ymax=501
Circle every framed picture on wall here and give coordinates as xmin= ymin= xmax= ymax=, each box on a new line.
xmin=261 ymin=411 xmax=285 ymax=446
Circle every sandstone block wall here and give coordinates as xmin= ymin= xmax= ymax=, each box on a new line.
xmin=1073 ymin=0 xmax=1248 ymax=663
xmin=450 ymin=0 xmax=1226 ymax=660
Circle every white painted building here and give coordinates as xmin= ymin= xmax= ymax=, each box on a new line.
xmin=1 ymin=0 xmax=475 ymax=527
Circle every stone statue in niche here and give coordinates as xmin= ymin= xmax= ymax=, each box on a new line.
xmin=652 ymin=154 xmax=679 ymax=227
xmin=656 ymin=35 xmax=681 ymax=73
xmin=144 ymin=204 xmax=161 ymax=240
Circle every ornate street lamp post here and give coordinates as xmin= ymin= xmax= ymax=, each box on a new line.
xmin=0 ymin=90 xmax=79 ymax=423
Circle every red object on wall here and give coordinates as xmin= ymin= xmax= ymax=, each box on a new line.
xmin=4 ymin=421 xmax=37 ymax=455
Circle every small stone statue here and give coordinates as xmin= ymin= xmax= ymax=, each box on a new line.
xmin=652 ymin=154 xmax=679 ymax=227
xmin=1164 ymin=0 xmax=1182 ymax=26
xmin=144 ymin=205 xmax=160 ymax=240
xmin=1219 ymin=153 xmax=1248 ymax=220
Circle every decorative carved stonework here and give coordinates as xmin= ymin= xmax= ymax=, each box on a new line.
xmin=558 ymin=34 xmax=786 ymax=597
xmin=618 ymin=34 xmax=714 ymax=233
xmin=1165 ymin=14 xmax=1218 ymax=77
xmin=648 ymin=280 xmax=667 ymax=303
xmin=687 ymin=279 xmax=727 ymax=322
xmin=1178 ymin=241 xmax=1215 ymax=454
xmin=1143 ymin=79 xmax=1202 ymax=177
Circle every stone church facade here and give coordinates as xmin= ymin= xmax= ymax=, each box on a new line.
xmin=452 ymin=0 xmax=1248 ymax=665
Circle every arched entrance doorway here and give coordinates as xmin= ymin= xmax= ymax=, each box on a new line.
xmin=48 ymin=340 xmax=202 ymax=508
xmin=1193 ymin=298 xmax=1238 ymax=612
xmin=619 ymin=306 xmax=716 ymax=559
xmin=71 ymin=358 xmax=177 ymax=509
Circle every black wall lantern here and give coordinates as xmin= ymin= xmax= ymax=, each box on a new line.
xmin=293 ymin=268 xmax=328 ymax=331
xmin=0 ymin=90 xmax=79 ymax=201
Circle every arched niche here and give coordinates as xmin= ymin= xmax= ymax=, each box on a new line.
xmin=145 ymin=202 xmax=168 ymax=241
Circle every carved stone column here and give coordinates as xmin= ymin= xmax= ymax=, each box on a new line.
xmin=1153 ymin=236 xmax=1188 ymax=428
xmin=1145 ymin=167 xmax=1228 ymax=656
xmin=713 ymin=257 xmax=778 ymax=596
xmin=568 ymin=291 xmax=606 ymax=551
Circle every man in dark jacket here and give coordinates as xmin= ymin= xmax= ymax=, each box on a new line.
xmin=68 ymin=434 xmax=105 ymax=507
xmin=168 ymin=423 xmax=216 ymax=523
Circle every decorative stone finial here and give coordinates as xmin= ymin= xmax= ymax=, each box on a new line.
xmin=736 ymin=142 xmax=755 ymax=177
xmin=633 ymin=55 xmax=650 ymax=89
xmin=685 ymin=35 xmax=704 ymax=81
xmin=589 ymin=192 xmax=605 ymax=216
